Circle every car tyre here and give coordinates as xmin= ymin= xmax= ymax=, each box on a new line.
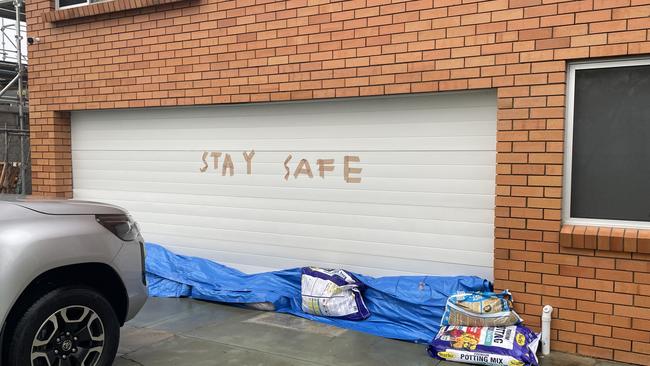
xmin=7 ymin=286 xmax=120 ymax=366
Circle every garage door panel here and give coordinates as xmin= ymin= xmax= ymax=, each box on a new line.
xmin=75 ymin=161 xmax=495 ymax=180
xmin=73 ymin=179 xmax=495 ymax=207
xmin=72 ymin=110 xmax=497 ymax=145
xmin=78 ymin=190 xmax=494 ymax=224
xmin=131 ymin=209 xmax=495 ymax=237
xmin=72 ymin=91 xmax=496 ymax=278
xmin=146 ymin=231 xmax=493 ymax=269
xmin=72 ymin=173 xmax=495 ymax=194
xmin=73 ymin=150 xmax=496 ymax=166
xmin=75 ymin=104 xmax=495 ymax=125
xmin=156 ymin=240 xmax=493 ymax=279
xmin=143 ymin=221 xmax=493 ymax=257
xmin=127 ymin=208 xmax=493 ymax=240
xmin=76 ymin=188 xmax=494 ymax=212
xmin=73 ymin=120 xmax=497 ymax=141
xmin=72 ymin=136 xmax=496 ymax=152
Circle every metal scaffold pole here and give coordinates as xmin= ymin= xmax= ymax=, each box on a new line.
xmin=14 ymin=0 xmax=24 ymax=194
xmin=0 ymin=0 xmax=27 ymax=194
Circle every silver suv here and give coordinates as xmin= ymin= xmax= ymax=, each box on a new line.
xmin=0 ymin=197 xmax=148 ymax=366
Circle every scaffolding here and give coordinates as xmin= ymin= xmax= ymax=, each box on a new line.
xmin=0 ymin=0 xmax=27 ymax=194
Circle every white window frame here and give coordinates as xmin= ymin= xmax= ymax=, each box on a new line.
xmin=56 ymin=0 xmax=91 ymax=10
xmin=563 ymin=57 xmax=650 ymax=230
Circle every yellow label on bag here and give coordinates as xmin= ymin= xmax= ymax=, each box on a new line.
xmin=516 ymin=333 xmax=526 ymax=346
xmin=437 ymin=351 xmax=455 ymax=359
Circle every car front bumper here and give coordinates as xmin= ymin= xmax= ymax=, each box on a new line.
xmin=112 ymin=240 xmax=148 ymax=322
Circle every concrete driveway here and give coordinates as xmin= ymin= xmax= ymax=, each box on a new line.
xmin=114 ymin=298 xmax=629 ymax=366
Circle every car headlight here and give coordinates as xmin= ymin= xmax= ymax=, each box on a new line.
xmin=96 ymin=214 xmax=141 ymax=242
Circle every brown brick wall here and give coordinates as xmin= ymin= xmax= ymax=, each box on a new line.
xmin=26 ymin=0 xmax=650 ymax=363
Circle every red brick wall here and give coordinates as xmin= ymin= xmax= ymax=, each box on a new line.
xmin=26 ymin=0 xmax=650 ymax=363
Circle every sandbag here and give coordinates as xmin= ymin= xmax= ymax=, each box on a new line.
xmin=428 ymin=325 xmax=540 ymax=366
xmin=301 ymin=267 xmax=370 ymax=320
xmin=441 ymin=291 xmax=522 ymax=327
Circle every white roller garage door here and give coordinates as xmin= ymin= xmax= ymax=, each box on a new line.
xmin=71 ymin=90 xmax=497 ymax=279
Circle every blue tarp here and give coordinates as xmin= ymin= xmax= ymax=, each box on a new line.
xmin=145 ymin=242 xmax=492 ymax=343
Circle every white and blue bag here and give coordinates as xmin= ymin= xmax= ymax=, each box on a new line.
xmin=300 ymin=267 xmax=370 ymax=320
xmin=441 ymin=290 xmax=522 ymax=327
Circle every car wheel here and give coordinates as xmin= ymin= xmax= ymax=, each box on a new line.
xmin=7 ymin=286 xmax=120 ymax=366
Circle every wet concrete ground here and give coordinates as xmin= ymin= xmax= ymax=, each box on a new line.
xmin=115 ymin=298 xmax=632 ymax=366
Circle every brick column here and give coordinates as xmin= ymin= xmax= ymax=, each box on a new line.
xmin=29 ymin=111 xmax=73 ymax=198
xmin=492 ymin=61 xmax=567 ymax=341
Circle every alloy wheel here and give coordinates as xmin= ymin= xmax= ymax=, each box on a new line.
xmin=30 ymin=305 xmax=105 ymax=366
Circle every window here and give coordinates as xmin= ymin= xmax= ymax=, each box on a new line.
xmin=564 ymin=58 xmax=650 ymax=229
xmin=57 ymin=0 xmax=86 ymax=8
xmin=57 ymin=0 xmax=108 ymax=10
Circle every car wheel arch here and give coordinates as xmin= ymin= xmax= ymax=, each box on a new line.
xmin=0 ymin=262 xmax=128 ymax=364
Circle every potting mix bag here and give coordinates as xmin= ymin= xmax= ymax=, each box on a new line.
xmin=300 ymin=267 xmax=370 ymax=320
xmin=441 ymin=290 xmax=523 ymax=327
xmin=428 ymin=325 xmax=540 ymax=366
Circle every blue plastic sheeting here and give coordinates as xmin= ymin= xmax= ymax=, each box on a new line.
xmin=145 ymin=243 xmax=492 ymax=343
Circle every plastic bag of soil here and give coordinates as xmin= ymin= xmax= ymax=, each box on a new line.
xmin=300 ymin=267 xmax=370 ymax=320
xmin=441 ymin=290 xmax=522 ymax=327
xmin=428 ymin=325 xmax=540 ymax=366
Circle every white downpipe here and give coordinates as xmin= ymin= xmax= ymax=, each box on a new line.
xmin=541 ymin=305 xmax=553 ymax=356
